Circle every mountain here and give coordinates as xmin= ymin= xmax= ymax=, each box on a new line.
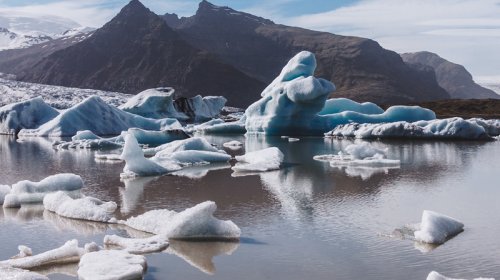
xmin=162 ymin=0 xmax=449 ymax=104
xmin=401 ymin=51 xmax=500 ymax=99
xmin=13 ymin=0 xmax=264 ymax=107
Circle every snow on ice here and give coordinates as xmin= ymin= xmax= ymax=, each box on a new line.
xmin=123 ymin=201 xmax=241 ymax=240
xmin=43 ymin=191 xmax=117 ymax=222
xmin=77 ymin=250 xmax=147 ymax=280
xmin=104 ymin=234 xmax=168 ymax=254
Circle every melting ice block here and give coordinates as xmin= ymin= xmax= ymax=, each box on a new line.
xmin=78 ymin=250 xmax=147 ymax=280
xmin=426 ymin=271 xmax=494 ymax=280
xmin=165 ymin=150 xmax=231 ymax=165
xmin=0 ymin=240 xmax=91 ymax=269
xmin=414 ymin=210 xmax=464 ymax=244
xmin=43 ymin=191 xmax=117 ymax=222
xmin=244 ymin=51 xmax=436 ymax=136
xmin=3 ymin=174 xmax=84 ymax=208
xmin=223 ymin=140 xmax=243 ymax=150
xmin=232 ymin=147 xmax=284 ymax=172
xmin=123 ymin=201 xmax=241 ymax=240
xmin=121 ymin=133 xmax=180 ymax=178
xmin=145 ymin=137 xmax=221 ymax=157
xmin=0 ymin=97 xmax=59 ymax=135
xmin=104 ymin=234 xmax=168 ymax=254
xmin=314 ymin=142 xmax=400 ymax=168
xmin=18 ymin=96 xmax=178 ymax=137
xmin=0 ymin=184 xmax=11 ymax=205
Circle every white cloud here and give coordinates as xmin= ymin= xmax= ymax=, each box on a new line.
xmin=285 ymin=0 xmax=500 ymax=77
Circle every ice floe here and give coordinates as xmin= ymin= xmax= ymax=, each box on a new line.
xmin=232 ymin=147 xmax=284 ymax=172
xmin=123 ymin=201 xmax=241 ymax=240
xmin=145 ymin=137 xmax=222 ymax=157
xmin=77 ymin=250 xmax=147 ymax=280
xmin=223 ymin=140 xmax=243 ymax=150
xmin=3 ymin=173 xmax=84 ymax=208
xmin=414 ymin=210 xmax=464 ymax=244
xmin=426 ymin=271 xmax=494 ymax=280
xmin=121 ymin=133 xmax=180 ymax=178
xmin=104 ymin=234 xmax=168 ymax=254
xmin=18 ymin=96 xmax=178 ymax=137
xmin=326 ymin=117 xmax=499 ymax=140
xmin=0 ymin=240 xmax=92 ymax=269
xmin=314 ymin=142 xmax=400 ymax=168
xmin=165 ymin=150 xmax=231 ymax=166
xmin=0 ymin=97 xmax=59 ymax=135
xmin=43 ymin=191 xmax=117 ymax=222
xmin=244 ymin=51 xmax=435 ymax=136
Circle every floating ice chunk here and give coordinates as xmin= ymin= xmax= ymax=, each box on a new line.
xmin=43 ymin=191 xmax=117 ymax=222
xmin=146 ymin=137 xmax=221 ymax=157
xmin=288 ymin=137 xmax=300 ymax=142
xmin=18 ymin=96 xmax=178 ymax=137
xmin=14 ymin=246 xmax=33 ymax=258
xmin=345 ymin=142 xmax=387 ymax=159
xmin=223 ymin=140 xmax=243 ymax=150
xmin=426 ymin=271 xmax=494 ymax=280
xmin=123 ymin=201 xmax=241 ymax=240
xmin=104 ymin=234 xmax=168 ymax=254
xmin=326 ymin=117 xmax=496 ymax=140
xmin=414 ymin=210 xmax=464 ymax=244
xmin=171 ymin=163 xmax=231 ymax=179
xmin=3 ymin=174 xmax=84 ymax=208
xmin=232 ymin=147 xmax=284 ymax=172
xmin=78 ymin=250 xmax=147 ymax=280
xmin=175 ymin=95 xmax=227 ymax=122
xmin=0 ymin=240 xmax=86 ymax=269
xmin=0 ymin=266 xmax=49 ymax=280
xmin=197 ymin=121 xmax=247 ymax=134
xmin=95 ymin=153 xmax=122 ymax=161
xmin=0 ymin=184 xmax=11 ymax=204
xmin=165 ymin=150 xmax=231 ymax=165
xmin=71 ymin=130 xmax=100 ymax=141
xmin=125 ymin=127 xmax=188 ymax=146
xmin=120 ymin=133 xmax=180 ymax=178
xmin=318 ymin=98 xmax=384 ymax=115
xmin=0 ymin=97 xmax=59 ymax=135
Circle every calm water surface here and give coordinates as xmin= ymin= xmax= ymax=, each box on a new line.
xmin=0 ymin=135 xmax=499 ymax=279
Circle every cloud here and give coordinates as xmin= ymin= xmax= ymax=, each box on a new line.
xmin=285 ymin=0 xmax=500 ymax=77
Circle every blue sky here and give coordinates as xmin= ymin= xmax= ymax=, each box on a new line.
xmin=0 ymin=0 xmax=499 ymax=82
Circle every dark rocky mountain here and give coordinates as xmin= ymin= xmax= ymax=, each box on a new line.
xmin=163 ymin=0 xmax=449 ymax=104
xmin=12 ymin=0 xmax=265 ymax=107
xmin=401 ymin=51 xmax=500 ymax=99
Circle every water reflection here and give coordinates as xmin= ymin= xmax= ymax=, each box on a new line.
xmin=166 ymin=240 xmax=239 ymax=275
xmin=32 ymin=263 xmax=78 ymax=277
xmin=120 ymin=177 xmax=156 ymax=215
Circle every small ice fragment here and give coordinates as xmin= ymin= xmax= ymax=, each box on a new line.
xmin=77 ymin=250 xmax=147 ymax=280
xmin=43 ymin=191 xmax=117 ymax=222
xmin=222 ymin=140 xmax=243 ymax=149
xmin=232 ymin=147 xmax=284 ymax=172
xmin=426 ymin=271 xmax=494 ymax=280
xmin=104 ymin=234 xmax=168 ymax=254
xmin=288 ymin=138 xmax=300 ymax=142
xmin=414 ymin=210 xmax=464 ymax=244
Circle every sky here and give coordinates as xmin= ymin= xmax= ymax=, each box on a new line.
xmin=0 ymin=0 xmax=498 ymax=82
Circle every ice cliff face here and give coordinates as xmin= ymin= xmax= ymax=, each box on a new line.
xmin=244 ymin=51 xmax=436 ymax=136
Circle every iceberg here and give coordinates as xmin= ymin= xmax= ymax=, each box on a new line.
xmin=119 ymin=87 xmax=227 ymax=121
xmin=0 ymin=240 xmax=93 ymax=269
xmin=232 ymin=147 xmax=284 ymax=172
xmin=318 ymin=98 xmax=384 ymax=115
xmin=121 ymin=133 xmax=180 ymax=178
xmin=0 ymin=266 xmax=48 ymax=280
xmin=414 ymin=210 xmax=464 ymax=244
xmin=104 ymin=234 xmax=168 ymax=254
xmin=3 ymin=174 xmax=84 ymax=208
xmin=326 ymin=117 xmax=498 ymax=140
xmin=0 ymin=184 xmax=10 ymax=205
xmin=43 ymin=191 xmax=117 ymax=223
xmin=18 ymin=96 xmax=179 ymax=137
xmin=426 ymin=271 xmax=494 ymax=280
xmin=244 ymin=51 xmax=436 ymax=136
xmin=71 ymin=130 xmax=100 ymax=141
xmin=78 ymin=250 xmax=147 ymax=280
xmin=123 ymin=201 xmax=241 ymax=240
xmin=0 ymin=97 xmax=59 ymax=135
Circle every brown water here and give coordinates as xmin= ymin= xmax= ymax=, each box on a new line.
xmin=1 ymin=135 xmax=499 ymax=279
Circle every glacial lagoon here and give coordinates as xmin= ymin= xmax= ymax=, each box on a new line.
xmin=1 ymin=135 xmax=499 ymax=279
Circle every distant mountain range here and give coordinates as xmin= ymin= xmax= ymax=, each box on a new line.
xmin=401 ymin=52 xmax=499 ymax=100
xmin=0 ymin=0 xmax=496 ymax=106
